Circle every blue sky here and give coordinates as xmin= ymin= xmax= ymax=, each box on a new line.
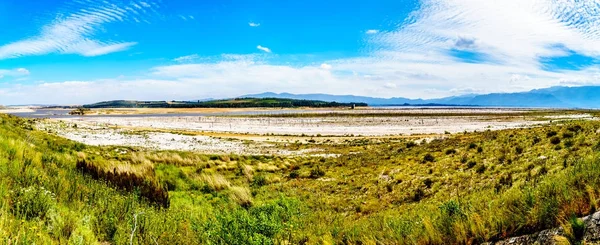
xmin=1 ymin=0 xmax=600 ymax=104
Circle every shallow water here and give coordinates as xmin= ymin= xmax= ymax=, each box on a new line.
xmin=6 ymin=109 xmax=320 ymax=118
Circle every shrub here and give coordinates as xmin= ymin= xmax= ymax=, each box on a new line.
xmin=550 ymin=136 xmax=561 ymax=145
xmin=515 ymin=146 xmax=523 ymax=155
xmin=76 ymin=159 xmax=169 ymax=208
xmin=468 ymin=143 xmax=477 ymax=149
xmin=564 ymin=140 xmax=574 ymax=148
xmin=562 ymin=132 xmax=574 ymax=139
xmin=406 ymin=141 xmax=417 ymax=148
xmin=467 ymin=161 xmax=477 ymax=169
xmin=309 ymin=167 xmax=325 ymax=179
xmin=423 ymin=153 xmax=435 ymax=163
xmin=477 ymin=146 xmax=483 ymax=153
xmin=412 ymin=188 xmax=425 ymax=202
xmin=201 ymin=173 xmax=231 ymax=191
xmin=567 ymin=125 xmax=582 ymax=132
xmin=252 ymin=174 xmax=268 ymax=187
xmin=547 ymin=131 xmax=558 ymax=138
xmin=289 ymin=171 xmax=299 ymax=179
xmin=476 ymin=164 xmax=486 ymax=174
xmin=533 ymin=137 xmax=541 ymax=145
xmin=12 ymin=186 xmax=56 ymax=220
xmin=229 ymin=186 xmax=253 ymax=208
xmin=567 ymin=216 xmax=585 ymax=244
xmin=445 ymin=149 xmax=457 ymax=155
xmin=423 ymin=178 xmax=434 ymax=188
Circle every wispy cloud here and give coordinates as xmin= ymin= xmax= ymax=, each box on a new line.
xmin=0 ymin=68 xmax=30 ymax=78
xmin=320 ymin=63 xmax=332 ymax=70
xmin=249 ymin=22 xmax=260 ymax=27
xmin=366 ymin=29 xmax=379 ymax=34
xmin=173 ymin=54 xmax=201 ymax=63
xmin=256 ymin=45 xmax=271 ymax=53
xmin=0 ymin=0 xmax=159 ymax=60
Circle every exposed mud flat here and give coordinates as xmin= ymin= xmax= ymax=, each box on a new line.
xmin=36 ymin=108 xmax=597 ymax=154
xmin=57 ymin=115 xmax=549 ymax=136
xmin=37 ymin=121 xmax=328 ymax=156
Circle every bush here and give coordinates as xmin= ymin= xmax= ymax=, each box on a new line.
xmin=476 ymin=164 xmax=486 ymax=174
xmin=309 ymin=167 xmax=325 ymax=179
xmin=550 ymin=136 xmax=561 ymax=145
xmin=201 ymin=173 xmax=231 ymax=191
xmin=468 ymin=143 xmax=477 ymax=149
xmin=515 ymin=146 xmax=523 ymax=155
xmin=77 ymin=159 xmax=169 ymax=208
xmin=229 ymin=186 xmax=253 ymax=207
xmin=12 ymin=186 xmax=56 ymax=220
xmin=466 ymin=161 xmax=477 ymax=169
xmin=477 ymin=146 xmax=483 ymax=153
xmin=562 ymin=132 xmax=574 ymax=139
xmin=423 ymin=153 xmax=435 ymax=163
xmin=252 ymin=174 xmax=268 ymax=187
xmin=568 ymin=216 xmax=585 ymax=244
xmin=547 ymin=131 xmax=558 ymax=138
xmin=289 ymin=171 xmax=299 ymax=179
xmin=564 ymin=140 xmax=574 ymax=148
xmin=567 ymin=125 xmax=582 ymax=132
xmin=412 ymin=188 xmax=425 ymax=202
xmin=445 ymin=149 xmax=457 ymax=155
xmin=406 ymin=141 xmax=417 ymax=148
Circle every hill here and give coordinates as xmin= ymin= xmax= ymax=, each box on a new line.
xmin=244 ymin=86 xmax=600 ymax=108
xmin=3 ymin=113 xmax=600 ymax=243
xmin=83 ymin=98 xmax=367 ymax=109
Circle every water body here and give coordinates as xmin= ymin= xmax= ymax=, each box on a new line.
xmin=6 ymin=109 xmax=321 ymax=119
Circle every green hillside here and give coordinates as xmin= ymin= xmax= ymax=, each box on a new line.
xmin=83 ymin=98 xmax=367 ymax=108
xmin=1 ymin=113 xmax=600 ymax=243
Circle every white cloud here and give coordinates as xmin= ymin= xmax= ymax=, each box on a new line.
xmin=0 ymin=68 xmax=30 ymax=78
xmin=173 ymin=54 xmax=201 ymax=63
xmin=383 ymin=82 xmax=397 ymax=89
xmin=320 ymin=63 xmax=332 ymax=70
xmin=256 ymin=45 xmax=271 ymax=53
xmin=249 ymin=22 xmax=260 ymax=27
xmin=366 ymin=29 xmax=379 ymax=34
xmin=15 ymin=68 xmax=30 ymax=75
xmin=0 ymin=0 xmax=158 ymax=60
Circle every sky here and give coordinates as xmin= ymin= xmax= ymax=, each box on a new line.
xmin=1 ymin=0 xmax=600 ymax=104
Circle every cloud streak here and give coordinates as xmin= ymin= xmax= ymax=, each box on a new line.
xmin=0 ymin=68 xmax=30 ymax=79
xmin=256 ymin=45 xmax=271 ymax=53
xmin=0 ymin=0 xmax=159 ymax=60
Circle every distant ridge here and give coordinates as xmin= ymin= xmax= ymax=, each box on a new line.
xmin=82 ymin=98 xmax=367 ymax=109
xmin=243 ymin=86 xmax=600 ymax=108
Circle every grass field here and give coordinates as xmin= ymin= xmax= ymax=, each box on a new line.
xmin=1 ymin=113 xmax=600 ymax=244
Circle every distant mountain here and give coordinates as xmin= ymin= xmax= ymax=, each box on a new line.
xmin=243 ymin=86 xmax=600 ymax=108
xmin=243 ymin=92 xmax=426 ymax=105
xmin=83 ymin=98 xmax=367 ymax=109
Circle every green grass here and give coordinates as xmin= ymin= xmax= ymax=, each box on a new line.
xmin=1 ymin=114 xmax=600 ymax=243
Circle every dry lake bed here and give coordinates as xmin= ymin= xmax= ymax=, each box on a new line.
xmin=14 ymin=107 xmax=597 ymax=155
